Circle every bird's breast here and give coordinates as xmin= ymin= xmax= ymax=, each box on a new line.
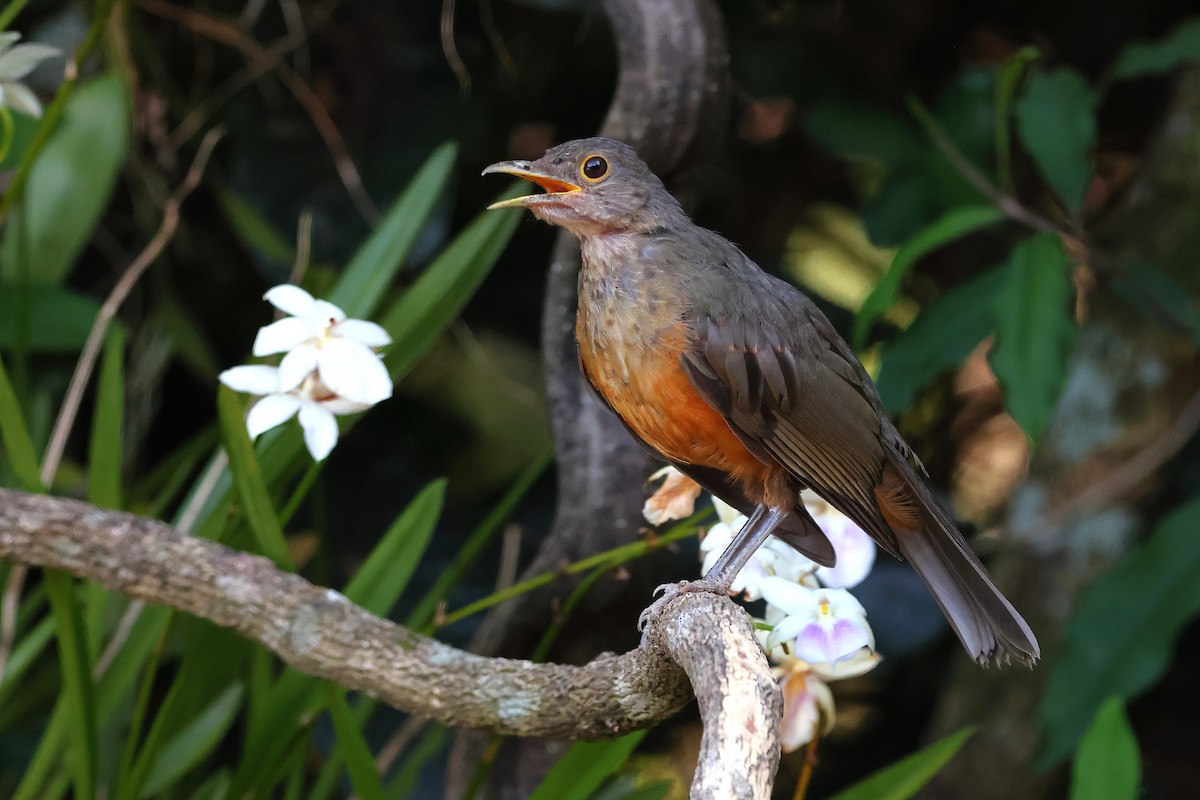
xmin=575 ymin=236 xmax=773 ymax=491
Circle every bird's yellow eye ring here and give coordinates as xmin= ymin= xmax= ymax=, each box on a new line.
xmin=581 ymin=155 xmax=609 ymax=182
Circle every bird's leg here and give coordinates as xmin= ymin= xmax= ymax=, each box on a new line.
xmin=637 ymin=504 xmax=787 ymax=630
xmin=703 ymin=503 xmax=788 ymax=591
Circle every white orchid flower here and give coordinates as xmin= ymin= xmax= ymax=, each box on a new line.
xmin=642 ymin=466 xmax=703 ymax=525
xmin=700 ymin=496 xmax=820 ymax=599
xmin=0 ymin=32 xmax=60 ymax=118
xmin=219 ymin=365 xmax=370 ymax=462
xmin=252 ymin=285 xmax=393 ymax=406
xmin=801 ymin=490 xmax=877 ymax=589
xmin=761 ymin=578 xmax=875 ymax=665
xmin=699 ymin=513 xmax=776 ymax=601
xmin=754 ymin=615 xmax=881 ymax=752
xmin=778 ymin=663 xmax=835 ymax=752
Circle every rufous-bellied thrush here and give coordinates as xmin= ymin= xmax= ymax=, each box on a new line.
xmin=484 ymin=138 xmax=1039 ymax=667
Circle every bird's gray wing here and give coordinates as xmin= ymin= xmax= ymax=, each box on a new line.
xmin=679 ymin=275 xmax=901 ymax=556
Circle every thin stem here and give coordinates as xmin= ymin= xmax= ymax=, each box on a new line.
xmin=791 ymin=728 xmax=820 ymax=800
xmin=905 ymin=95 xmax=1063 ymax=237
xmin=530 ymin=562 xmax=612 ymax=663
xmin=431 ymin=511 xmax=709 ymax=631
xmin=39 ymin=128 xmax=224 ymax=487
xmin=136 ymin=0 xmax=379 ymax=224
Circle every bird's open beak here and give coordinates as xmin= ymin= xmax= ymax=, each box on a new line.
xmin=481 ymin=161 xmax=582 ymax=210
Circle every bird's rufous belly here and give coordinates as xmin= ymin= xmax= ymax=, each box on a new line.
xmin=579 ymin=335 xmax=775 ymax=500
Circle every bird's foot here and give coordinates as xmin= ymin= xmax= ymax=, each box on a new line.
xmin=636 ymin=577 xmax=726 ymax=632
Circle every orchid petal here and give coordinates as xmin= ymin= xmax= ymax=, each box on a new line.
xmin=311 ymin=299 xmax=347 ymax=326
xmin=699 ymin=523 xmax=735 ymax=554
xmin=278 ymin=344 xmax=319 ymax=391
xmin=814 ymin=514 xmax=877 ymax=589
xmin=320 ymin=396 xmax=372 ymax=415
xmin=0 ymin=33 xmax=20 ymax=53
xmin=812 ymin=650 xmax=882 ymax=681
xmin=2 ymin=81 xmax=42 ymax=117
xmin=331 ymin=318 xmax=391 ymax=348
xmin=0 ymin=44 xmax=61 ymax=80
xmin=298 ymin=402 xmax=339 ymax=461
xmin=218 ymin=365 xmax=281 ymax=395
xmin=317 ymin=339 xmax=392 ymax=405
xmin=793 ymin=618 xmax=872 ymax=664
xmin=759 ymin=576 xmax=820 ymax=617
xmin=246 ymin=394 xmax=301 ymax=439
xmin=263 ymin=284 xmax=316 ymax=318
xmin=712 ymin=496 xmax=743 ymax=526
xmin=252 ymin=317 xmax=317 ymax=356
xmin=779 ymin=672 xmax=822 ymax=752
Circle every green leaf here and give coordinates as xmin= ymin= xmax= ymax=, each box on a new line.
xmin=186 ymin=771 xmax=233 ymax=800
xmin=1069 ymin=697 xmax=1141 ymax=800
xmin=1112 ymin=261 xmax=1200 ymax=343
xmin=1014 ymin=67 xmax=1096 ymax=214
xmin=330 ymin=142 xmax=458 ymax=318
xmin=990 ymin=233 xmax=1076 ymax=441
xmin=0 ymin=616 xmax=54 ymax=698
xmin=876 ymin=266 xmax=1005 ymax=413
xmin=0 ymin=284 xmax=105 ymax=352
xmin=343 ymin=479 xmax=445 ymax=615
xmin=0 ymin=72 xmax=131 ymax=285
xmin=405 ymin=451 xmax=550 ymax=629
xmin=1108 ymin=18 xmax=1200 ymax=81
xmin=805 ymin=101 xmax=925 ymax=164
xmin=854 ymin=205 xmax=1004 ymax=347
xmin=380 ymin=191 xmax=521 ymax=380
xmin=0 ymin=353 xmax=42 ymax=491
xmin=995 ymin=46 xmax=1041 ymax=190
xmin=214 ymin=185 xmax=294 ymax=268
xmin=44 ymin=572 xmax=98 ymax=800
xmin=14 ymin=605 xmax=175 ymax=800
xmin=216 ymin=386 xmax=291 ymax=567
xmin=826 ymin=727 xmax=975 ymax=800
xmin=139 ymin=683 xmax=245 ymax=798
xmin=383 ymin=726 xmax=447 ymax=800
xmin=322 ymin=685 xmax=383 ymax=800
xmin=229 ymin=674 xmax=315 ymax=798
xmin=88 ymin=327 xmax=125 ymax=509
xmin=528 ymin=731 xmax=648 ymax=800
xmin=1038 ymin=497 xmax=1200 ymax=767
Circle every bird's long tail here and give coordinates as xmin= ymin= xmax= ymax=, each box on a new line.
xmin=876 ymin=458 xmax=1039 ymax=667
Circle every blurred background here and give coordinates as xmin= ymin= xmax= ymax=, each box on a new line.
xmin=1 ymin=0 xmax=1199 ymax=798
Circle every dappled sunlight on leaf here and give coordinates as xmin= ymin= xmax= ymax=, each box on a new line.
xmin=783 ymin=203 xmax=914 ymax=327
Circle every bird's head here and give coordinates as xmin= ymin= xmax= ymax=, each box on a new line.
xmin=482 ymin=137 xmax=679 ymax=236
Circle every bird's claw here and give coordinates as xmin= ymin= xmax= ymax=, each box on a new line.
xmin=636 ymin=578 xmax=725 ymax=632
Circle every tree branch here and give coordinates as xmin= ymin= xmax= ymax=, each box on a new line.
xmin=0 ymin=487 xmax=779 ymax=782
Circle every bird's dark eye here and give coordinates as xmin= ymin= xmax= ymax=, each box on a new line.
xmin=582 ymin=155 xmax=609 ymax=181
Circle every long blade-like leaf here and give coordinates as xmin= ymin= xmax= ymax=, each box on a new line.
xmin=322 ymin=685 xmax=383 ymax=800
xmin=827 ymin=727 xmax=975 ymax=800
xmin=0 ymin=353 xmax=42 ymax=492
xmin=44 ymin=573 xmax=98 ymax=800
xmin=528 ymin=732 xmax=648 ymax=800
xmin=344 ymin=479 xmax=446 ymax=615
xmin=216 ymin=386 xmax=291 ymax=567
xmin=139 ymin=683 xmax=246 ymax=798
xmin=88 ymin=327 xmax=125 ymax=509
xmin=330 ymin=142 xmax=458 ymax=318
